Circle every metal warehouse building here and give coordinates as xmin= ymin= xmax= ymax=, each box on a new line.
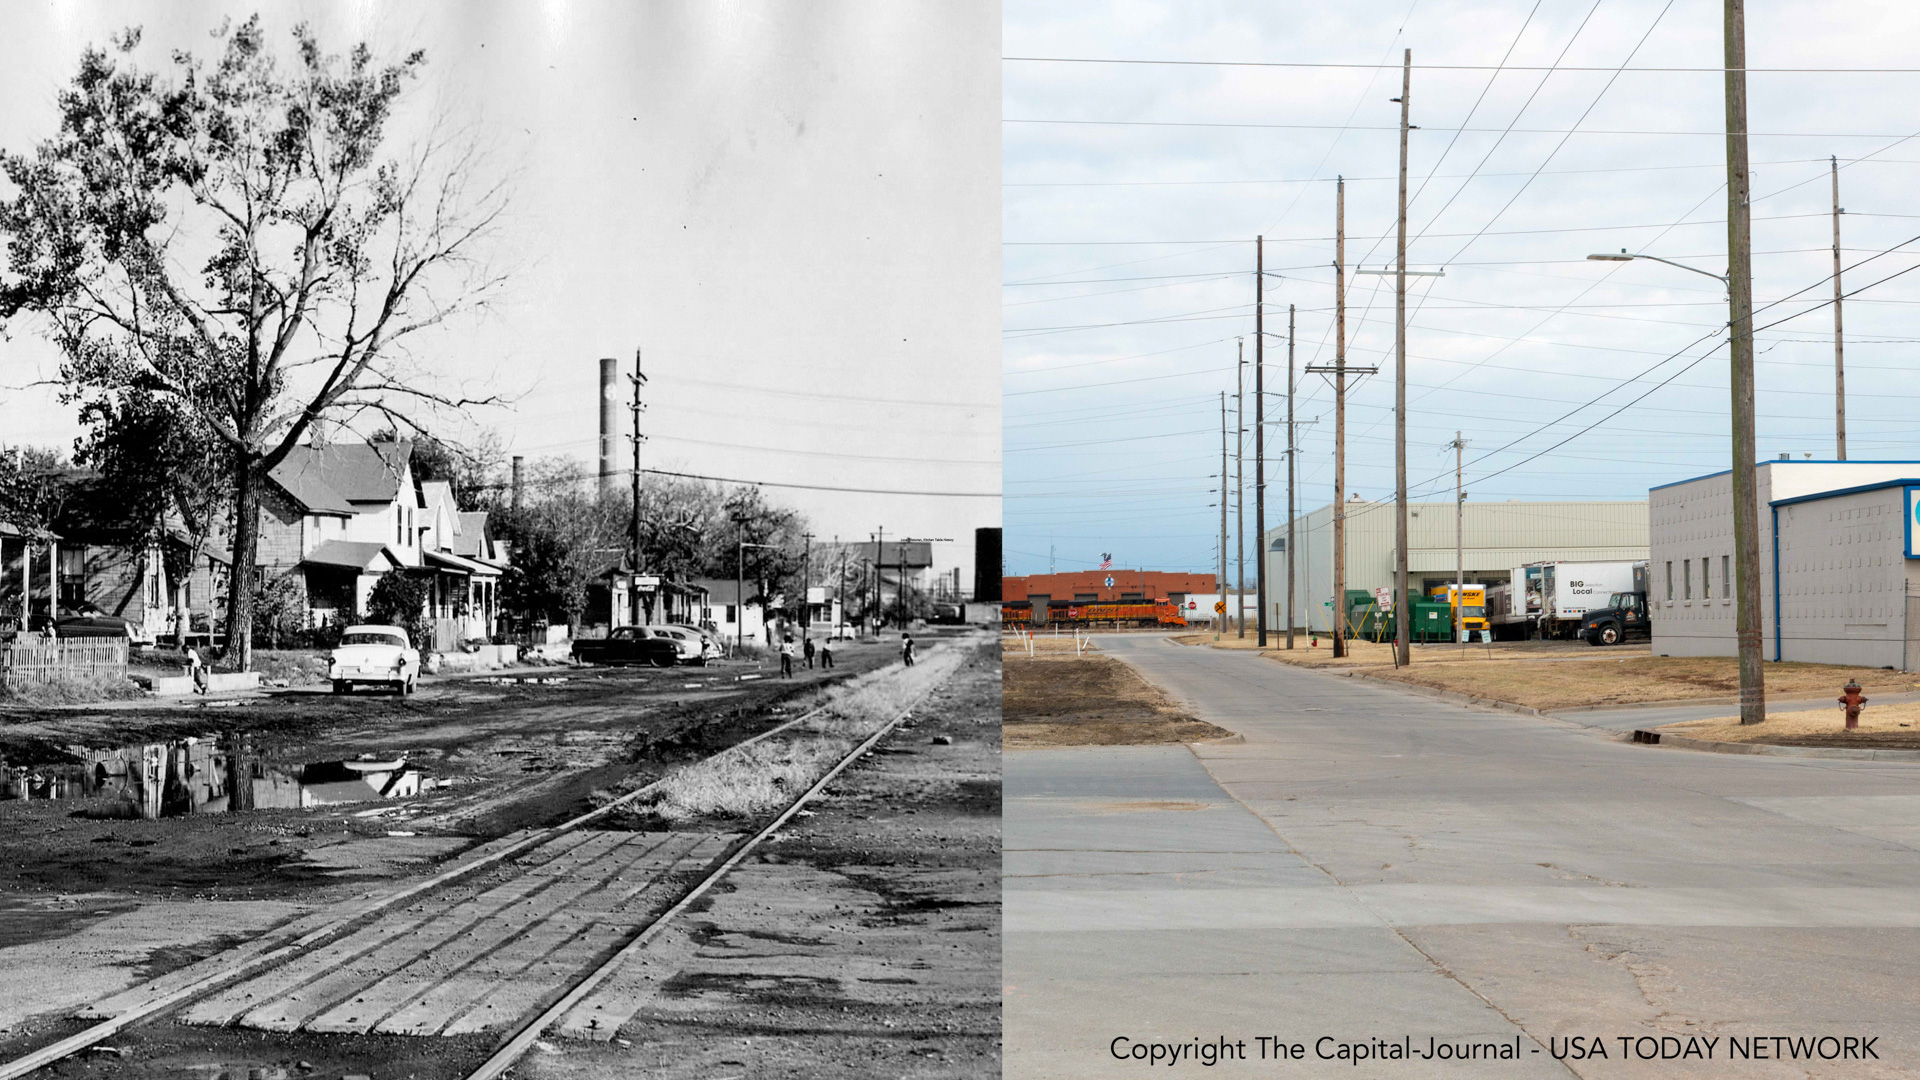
xmin=1651 ymin=459 xmax=1920 ymax=667
xmin=1265 ymin=499 xmax=1649 ymax=634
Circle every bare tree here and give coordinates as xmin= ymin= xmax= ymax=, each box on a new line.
xmin=0 ymin=18 xmax=508 ymax=669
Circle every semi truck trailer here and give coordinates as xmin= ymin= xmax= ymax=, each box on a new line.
xmin=1487 ymin=561 xmax=1648 ymax=640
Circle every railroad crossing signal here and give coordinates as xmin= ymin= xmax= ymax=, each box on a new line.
xmin=1214 ymin=601 xmax=1226 ymax=613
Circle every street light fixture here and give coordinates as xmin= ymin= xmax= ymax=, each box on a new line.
xmin=1592 ymin=241 xmax=1763 ymax=726
xmin=1587 ymin=250 xmax=1729 ymax=286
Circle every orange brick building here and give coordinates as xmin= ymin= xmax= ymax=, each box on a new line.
xmin=1001 ymin=571 xmax=1217 ymax=607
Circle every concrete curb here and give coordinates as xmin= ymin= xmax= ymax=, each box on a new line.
xmin=1630 ymin=731 xmax=1920 ymax=762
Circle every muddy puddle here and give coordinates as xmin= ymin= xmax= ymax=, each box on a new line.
xmin=0 ymin=735 xmax=455 ymax=820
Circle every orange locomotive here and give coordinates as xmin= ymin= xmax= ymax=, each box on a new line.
xmin=1001 ymin=600 xmax=1185 ymax=628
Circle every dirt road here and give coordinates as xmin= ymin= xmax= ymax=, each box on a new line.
xmin=0 ymin=631 xmax=998 ymax=1077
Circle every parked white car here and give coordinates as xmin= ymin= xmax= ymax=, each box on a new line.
xmin=329 ymin=625 xmax=421 ymax=695
xmin=645 ymin=625 xmax=710 ymax=666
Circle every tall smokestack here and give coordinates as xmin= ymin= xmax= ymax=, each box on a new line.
xmin=511 ymin=455 xmax=524 ymax=512
xmin=598 ymin=356 xmax=619 ymax=496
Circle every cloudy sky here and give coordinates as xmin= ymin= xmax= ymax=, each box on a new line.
xmin=0 ymin=1 xmax=998 ymax=581
xmin=1004 ymin=0 xmax=1920 ymax=578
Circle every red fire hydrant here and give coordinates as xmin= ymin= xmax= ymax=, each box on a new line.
xmin=1839 ymin=678 xmax=1868 ymax=731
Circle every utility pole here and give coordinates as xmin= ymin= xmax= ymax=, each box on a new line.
xmin=876 ymin=526 xmax=886 ymax=634
xmin=1832 ymin=154 xmax=1846 ymax=460
xmin=1725 ymin=0 xmax=1766 ymax=724
xmin=627 ymin=348 xmax=647 ymax=624
xmin=1334 ymin=176 xmax=1347 ymax=658
xmin=1236 ymin=338 xmax=1246 ymax=638
xmin=1256 ymin=234 xmax=1268 ymax=648
xmin=801 ymin=532 xmax=813 ymax=637
xmin=1219 ymin=391 xmax=1229 ymax=642
xmin=1306 ymin=178 xmax=1377 ymax=655
xmin=1392 ymin=49 xmax=1412 ymax=667
xmin=510 ymin=455 xmax=524 ymax=513
xmin=1450 ymin=431 xmax=1467 ymax=654
xmin=1285 ymin=303 xmax=1297 ymax=650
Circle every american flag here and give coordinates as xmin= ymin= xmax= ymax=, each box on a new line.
xmin=1099 ymin=553 xmax=1112 ymax=570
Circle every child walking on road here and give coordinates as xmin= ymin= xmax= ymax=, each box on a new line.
xmin=819 ymin=638 xmax=834 ymax=669
xmin=901 ymin=633 xmax=915 ymax=667
xmin=804 ymin=636 xmax=816 ymax=669
xmin=779 ymin=636 xmax=795 ymax=678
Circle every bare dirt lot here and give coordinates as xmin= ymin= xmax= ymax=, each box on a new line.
xmin=1002 ymin=647 xmax=1230 ymax=748
xmin=1661 ymin=698 xmax=1920 ymax=749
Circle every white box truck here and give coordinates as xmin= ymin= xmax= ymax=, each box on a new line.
xmin=1489 ymin=561 xmax=1648 ymax=639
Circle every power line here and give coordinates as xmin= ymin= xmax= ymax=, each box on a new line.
xmin=1002 ymin=56 xmax=1920 ymax=74
xmin=1004 ymin=118 xmax=1920 ymax=138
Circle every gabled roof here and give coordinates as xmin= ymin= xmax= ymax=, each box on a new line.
xmin=860 ymin=541 xmax=934 ymax=568
xmin=453 ymin=512 xmax=492 ymax=559
xmin=269 ymin=441 xmax=415 ymax=513
xmin=419 ymin=480 xmax=459 ymax=523
xmin=300 ymin=540 xmax=405 ymax=572
xmin=685 ymin=578 xmax=768 ymax=605
xmin=424 ymin=548 xmax=500 ymax=577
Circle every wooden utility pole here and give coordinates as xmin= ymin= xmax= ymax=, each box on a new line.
xmin=801 ymin=532 xmax=813 ymax=636
xmin=1285 ymin=303 xmax=1296 ymax=650
xmin=1256 ymin=235 xmax=1268 ymax=648
xmin=1451 ymin=431 xmax=1467 ymax=654
xmin=1832 ymin=154 xmax=1847 ymax=460
xmin=1220 ymin=391 xmax=1229 ymax=641
xmin=1393 ymin=49 xmax=1412 ymax=667
xmin=1305 ymin=180 xmax=1377 ymax=655
xmin=1725 ymin=0 xmax=1765 ymax=724
xmin=1235 ymin=338 xmax=1246 ymax=638
xmin=626 ymin=348 xmax=647 ymax=623
xmin=1333 ymin=177 xmax=1348 ymax=656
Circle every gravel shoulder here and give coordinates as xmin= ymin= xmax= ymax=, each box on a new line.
xmin=519 ymin=636 xmax=1002 ymax=1079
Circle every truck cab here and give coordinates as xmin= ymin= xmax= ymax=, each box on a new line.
xmin=1580 ymin=591 xmax=1650 ymax=646
xmin=1430 ymin=584 xmax=1490 ymax=636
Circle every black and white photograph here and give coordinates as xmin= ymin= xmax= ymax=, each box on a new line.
xmin=1003 ymin=0 xmax=1920 ymax=1076
xmin=0 ymin=3 xmax=999 ymax=1078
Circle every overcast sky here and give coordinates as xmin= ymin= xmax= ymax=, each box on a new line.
xmin=0 ymin=1 xmax=998 ymax=582
xmin=1004 ymin=0 xmax=1920 ymax=578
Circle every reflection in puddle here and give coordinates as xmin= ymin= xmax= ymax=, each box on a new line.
xmin=1 ymin=737 xmax=430 ymax=819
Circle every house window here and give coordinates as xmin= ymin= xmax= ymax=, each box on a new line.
xmin=725 ymin=604 xmax=737 ymax=623
xmin=396 ymin=506 xmax=403 ymax=545
xmin=1665 ymin=562 xmax=1673 ymax=601
xmin=1701 ymin=558 xmax=1710 ymax=599
xmin=1683 ymin=560 xmax=1692 ymax=600
xmin=1722 ymin=555 xmax=1730 ymax=597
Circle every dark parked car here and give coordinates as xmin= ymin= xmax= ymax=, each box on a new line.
xmin=50 ymin=613 xmax=143 ymax=643
xmin=570 ymin=626 xmax=682 ymax=667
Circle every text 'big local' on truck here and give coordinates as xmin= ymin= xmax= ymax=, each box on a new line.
xmin=1485 ymin=561 xmax=1649 ymax=640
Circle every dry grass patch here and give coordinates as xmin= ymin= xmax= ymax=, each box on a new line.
xmin=622 ymin=643 xmax=973 ymax=825
xmin=1365 ymin=655 xmax=1920 ymax=712
xmin=1002 ymin=652 xmax=1231 ymax=748
xmin=1661 ymin=699 xmax=1920 ymax=749
xmin=0 ymin=672 xmax=146 ymax=706
xmin=1002 ymin=634 xmax=1099 ymax=656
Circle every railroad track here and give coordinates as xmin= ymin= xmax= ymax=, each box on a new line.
xmin=0 ymin=653 xmax=947 ymax=1080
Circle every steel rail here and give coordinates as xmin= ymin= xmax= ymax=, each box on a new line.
xmin=0 ymin=686 xmax=851 ymax=1080
xmin=459 ymin=679 xmax=939 ymax=1080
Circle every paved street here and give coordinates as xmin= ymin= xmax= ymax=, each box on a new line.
xmin=1005 ymin=635 xmax=1920 ymax=1078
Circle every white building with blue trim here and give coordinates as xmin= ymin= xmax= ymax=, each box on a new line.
xmin=1650 ymin=459 xmax=1920 ymax=668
